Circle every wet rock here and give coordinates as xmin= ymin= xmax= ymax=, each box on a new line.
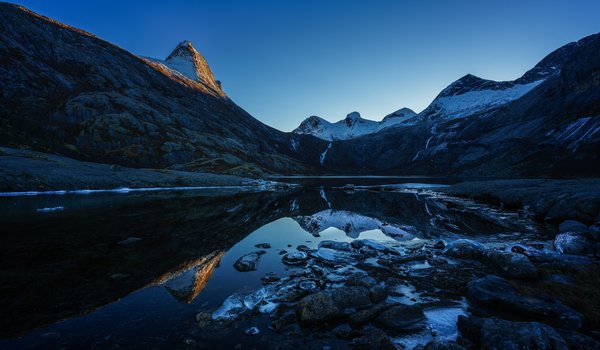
xmin=255 ymin=243 xmax=271 ymax=249
xmin=378 ymin=251 xmax=428 ymax=267
xmin=298 ymin=280 xmax=319 ymax=292
xmin=479 ymin=318 xmax=568 ymax=350
xmin=296 ymin=244 xmax=311 ymax=252
xmin=346 ymin=272 xmax=377 ymax=288
xmin=233 ymin=251 xmax=265 ymax=272
xmin=348 ymin=303 xmax=391 ymax=327
xmin=558 ymin=330 xmax=600 ymax=350
xmin=296 ymin=286 xmax=371 ymax=327
xmin=282 ymin=251 xmax=309 ymax=265
xmin=369 ymin=285 xmax=388 ymax=303
xmin=428 ymin=256 xmax=449 ymax=266
xmin=261 ymin=274 xmax=280 ymax=284
xmin=482 ymin=250 xmax=538 ymax=279
xmin=373 ymin=304 xmax=426 ymax=334
xmin=559 ymin=220 xmax=592 ymax=235
xmin=351 ymin=328 xmax=396 ymax=350
xmin=272 ymin=284 xmax=310 ymax=302
xmin=554 ymin=233 xmax=594 ymax=255
xmin=319 ymin=240 xmax=352 ymax=251
xmin=467 ymin=275 xmax=583 ymax=330
xmin=434 ymin=240 xmax=446 ymax=250
xmin=270 ymin=311 xmax=297 ymax=332
xmin=444 ymin=239 xmax=487 ymax=259
xmin=333 ymin=323 xmax=359 ymax=340
xmin=117 ymin=236 xmax=142 ymax=245
xmin=244 ymin=326 xmax=260 ymax=335
xmin=424 ymin=340 xmax=467 ymax=350
xmin=312 ymin=247 xmax=362 ymax=265
xmin=351 ymin=239 xmax=394 ymax=254
xmin=279 ymin=249 xmax=287 ymax=255
xmin=511 ymin=245 xmax=526 ymax=254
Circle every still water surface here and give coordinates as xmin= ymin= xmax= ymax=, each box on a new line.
xmin=0 ymin=180 xmax=551 ymax=349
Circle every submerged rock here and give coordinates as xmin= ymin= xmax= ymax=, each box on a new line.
xmin=233 ymin=251 xmax=265 ymax=272
xmin=467 ymin=275 xmax=583 ymax=330
xmin=255 ymin=243 xmax=271 ymax=249
xmin=373 ymin=304 xmax=426 ymax=334
xmin=424 ymin=340 xmax=467 ymax=350
xmin=444 ymin=239 xmax=487 ymax=259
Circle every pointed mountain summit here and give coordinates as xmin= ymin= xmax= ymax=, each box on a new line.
xmin=164 ymin=40 xmax=222 ymax=93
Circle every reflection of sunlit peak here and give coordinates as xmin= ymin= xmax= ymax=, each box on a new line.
xmin=162 ymin=251 xmax=225 ymax=303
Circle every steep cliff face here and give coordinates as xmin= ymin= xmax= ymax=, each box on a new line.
xmin=0 ymin=3 xmax=325 ymax=175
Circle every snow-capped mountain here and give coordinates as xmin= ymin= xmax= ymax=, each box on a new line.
xmin=293 ymin=109 xmax=416 ymax=141
xmin=147 ymin=41 xmax=223 ymax=95
xmin=316 ymin=33 xmax=600 ymax=177
xmin=417 ymin=40 xmax=581 ymax=122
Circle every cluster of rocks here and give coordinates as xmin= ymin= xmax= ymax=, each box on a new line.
xmin=197 ymin=219 xmax=600 ymax=349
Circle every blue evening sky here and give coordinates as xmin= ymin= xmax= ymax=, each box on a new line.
xmin=12 ymin=0 xmax=600 ymax=131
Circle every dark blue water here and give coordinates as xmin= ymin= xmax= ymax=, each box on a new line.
xmin=0 ymin=182 xmax=551 ymax=349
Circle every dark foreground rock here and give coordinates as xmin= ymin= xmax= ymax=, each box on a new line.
xmin=467 ymin=275 xmax=583 ymax=330
xmin=295 ymin=286 xmax=371 ymax=327
xmin=458 ymin=316 xmax=569 ymax=349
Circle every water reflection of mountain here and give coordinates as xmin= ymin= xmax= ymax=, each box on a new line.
xmin=0 ymin=190 xmax=291 ymax=337
xmin=0 ymin=187 xmax=545 ymax=337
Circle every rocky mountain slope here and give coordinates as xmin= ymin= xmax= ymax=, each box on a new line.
xmin=315 ymin=33 xmax=600 ymax=177
xmin=293 ymin=109 xmax=416 ymax=141
xmin=0 ymin=3 xmax=326 ymax=177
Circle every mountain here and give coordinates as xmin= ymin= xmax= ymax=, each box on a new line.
xmin=417 ymin=40 xmax=580 ymax=122
xmin=293 ymin=109 xmax=416 ymax=141
xmin=0 ymin=3 xmax=325 ymax=176
xmin=147 ymin=40 xmax=223 ymax=94
xmin=315 ymin=33 xmax=600 ymax=177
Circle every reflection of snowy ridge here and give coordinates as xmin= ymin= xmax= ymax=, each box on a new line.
xmin=294 ymin=209 xmax=414 ymax=239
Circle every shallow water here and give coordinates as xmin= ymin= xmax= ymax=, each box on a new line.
xmin=0 ymin=182 xmax=552 ymax=349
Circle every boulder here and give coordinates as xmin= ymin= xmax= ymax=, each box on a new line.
xmin=282 ymin=251 xmax=309 ymax=265
xmin=233 ymin=251 xmax=265 ymax=272
xmin=351 ymin=328 xmax=396 ymax=350
xmin=346 ymin=272 xmax=378 ymax=288
xmin=554 ymin=233 xmax=594 ymax=255
xmin=467 ymin=275 xmax=583 ymax=330
xmin=369 ymin=285 xmax=388 ymax=303
xmin=444 ymin=239 xmax=487 ymax=259
xmin=482 ymin=250 xmax=538 ymax=279
xmin=373 ymin=304 xmax=426 ymax=334
xmin=296 ymin=286 xmax=371 ymax=327
xmin=480 ymin=318 xmax=568 ymax=350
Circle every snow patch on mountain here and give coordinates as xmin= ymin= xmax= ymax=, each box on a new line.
xmin=422 ymin=79 xmax=544 ymax=121
xmin=293 ymin=109 xmax=416 ymax=141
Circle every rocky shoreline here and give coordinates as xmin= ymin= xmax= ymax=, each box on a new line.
xmin=191 ymin=213 xmax=600 ymax=349
xmin=0 ymin=147 xmax=267 ymax=192
xmin=440 ymin=179 xmax=600 ymax=225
